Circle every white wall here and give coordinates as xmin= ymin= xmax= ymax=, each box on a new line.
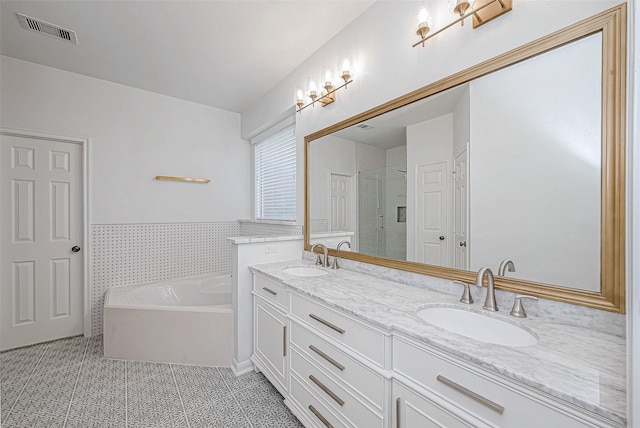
xmin=1 ymin=56 xmax=250 ymax=224
xmin=452 ymin=85 xmax=470 ymax=158
xmin=469 ymin=34 xmax=601 ymax=291
xmin=406 ymin=114 xmax=453 ymax=261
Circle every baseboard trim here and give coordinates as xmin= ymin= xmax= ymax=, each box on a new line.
xmin=232 ymin=358 xmax=254 ymax=376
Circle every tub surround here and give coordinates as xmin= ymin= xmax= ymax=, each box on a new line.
xmin=250 ymin=259 xmax=626 ymax=425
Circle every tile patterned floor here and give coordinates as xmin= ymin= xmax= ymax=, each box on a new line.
xmin=0 ymin=336 xmax=303 ymax=428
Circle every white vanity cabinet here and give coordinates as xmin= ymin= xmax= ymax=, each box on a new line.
xmin=252 ymin=274 xmax=289 ymax=396
xmin=250 ymin=269 xmax=623 ymax=428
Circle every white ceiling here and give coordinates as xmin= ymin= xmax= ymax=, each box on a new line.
xmin=332 ymin=84 xmax=468 ymax=149
xmin=0 ymin=1 xmax=374 ymax=113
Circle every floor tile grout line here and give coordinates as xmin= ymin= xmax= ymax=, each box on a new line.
xmin=62 ymin=337 xmax=91 ymax=428
xmin=169 ymin=363 xmax=191 ymax=428
xmin=1 ymin=341 xmax=50 ymax=424
xmin=216 ymin=367 xmax=255 ymax=428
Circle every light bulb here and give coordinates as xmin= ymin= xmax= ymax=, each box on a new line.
xmin=417 ymin=6 xmax=429 ymax=25
xmin=322 ymin=67 xmax=334 ymax=91
xmin=416 ymin=6 xmax=430 ymax=39
xmin=340 ymin=57 xmax=352 ymax=83
xmin=295 ymin=88 xmax=304 ymax=109
xmin=307 ymin=77 xmax=318 ymax=101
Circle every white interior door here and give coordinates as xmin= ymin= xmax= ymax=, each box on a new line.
xmin=1 ymin=134 xmax=83 ymax=350
xmin=330 ymin=173 xmax=353 ymax=232
xmin=416 ymin=161 xmax=449 ymax=266
xmin=454 ymin=147 xmax=469 ymax=269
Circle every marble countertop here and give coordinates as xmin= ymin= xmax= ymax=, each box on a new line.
xmin=250 ymin=259 xmax=626 ymax=425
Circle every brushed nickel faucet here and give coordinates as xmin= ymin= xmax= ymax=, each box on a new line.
xmin=498 ymin=259 xmax=515 ymax=276
xmin=476 ymin=267 xmax=498 ymax=311
xmin=330 ymin=240 xmax=351 ymax=270
xmin=510 ymin=295 xmax=538 ymax=318
xmin=310 ymin=243 xmax=329 ymax=267
xmin=453 ymin=281 xmax=474 ymax=304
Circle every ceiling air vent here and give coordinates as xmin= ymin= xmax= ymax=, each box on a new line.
xmin=355 ymin=124 xmax=374 ymax=130
xmin=17 ymin=13 xmax=78 ymax=44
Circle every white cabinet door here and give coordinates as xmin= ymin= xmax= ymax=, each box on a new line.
xmin=254 ymin=297 xmax=287 ymax=394
xmin=393 ymin=380 xmax=479 ymax=428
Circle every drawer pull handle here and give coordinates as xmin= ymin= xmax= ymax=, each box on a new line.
xmin=309 ymin=375 xmax=345 ymax=406
xmin=436 ymin=375 xmax=505 ymax=415
xmin=308 ymin=405 xmax=333 ymax=428
xmin=396 ymin=397 xmax=401 ymax=428
xmin=309 ymin=314 xmax=346 ymax=334
xmin=283 ymin=326 xmax=287 ymax=357
xmin=309 ymin=345 xmax=345 ymax=371
xmin=262 ymin=287 xmax=278 ymax=296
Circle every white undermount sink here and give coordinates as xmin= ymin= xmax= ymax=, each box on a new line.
xmin=281 ymin=266 xmax=328 ymax=277
xmin=416 ymin=306 xmax=538 ymax=347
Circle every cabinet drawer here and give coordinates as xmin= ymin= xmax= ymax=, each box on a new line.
xmin=291 ymin=348 xmax=383 ymax=428
xmin=290 ymin=293 xmax=387 ymax=367
xmin=254 ymin=274 xmax=289 ymax=310
xmin=290 ymin=320 xmax=385 ymax=411
xmin=393 ymin=336 xmax=606 ymax=428
xmin=290 ymin=372 xmax=348 ymax=428
xmin=393 ymin=380 xmax=478 ymax=428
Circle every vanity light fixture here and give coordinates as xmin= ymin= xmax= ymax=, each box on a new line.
xmin=296 ymin=56 xmax=354 ymax=113
xmin=413 ymin=0 xmax=513 ymax=48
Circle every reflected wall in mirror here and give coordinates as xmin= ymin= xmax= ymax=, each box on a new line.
xmin=305 ymin=5 xmax=626 ymax=313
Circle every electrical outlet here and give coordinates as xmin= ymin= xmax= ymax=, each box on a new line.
xmin=265 ymin=245 xmax=278 ymax=254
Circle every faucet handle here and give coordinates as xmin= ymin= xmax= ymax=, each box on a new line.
xmin=510 ymin=295 xmax=538 ymax=318
xmin=330 ymin=257 xmax=339 ymax=270
xmin=453 ymin=281 xmax=473 ymax=304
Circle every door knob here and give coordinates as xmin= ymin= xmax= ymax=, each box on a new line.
xmin=439 ymin=236 xmax=445 ymax=241
xmin=459 ymin=242 xmax=467 ymax=247
xmin=71 ymin=246 xmax=81 ymax=253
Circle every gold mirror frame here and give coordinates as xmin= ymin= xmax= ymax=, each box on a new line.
xmin=304 ymin=4 xmax=626 ymax=313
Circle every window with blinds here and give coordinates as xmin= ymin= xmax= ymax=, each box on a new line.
xmin=254 ymin=124 xmax=296 ymax=221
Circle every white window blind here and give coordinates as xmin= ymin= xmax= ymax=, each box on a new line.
xmin=254 ymin=124 xmax=296 ymax=221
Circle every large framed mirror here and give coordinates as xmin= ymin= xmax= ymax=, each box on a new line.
xmin=304 ymin=4 xmax=626 ymax=313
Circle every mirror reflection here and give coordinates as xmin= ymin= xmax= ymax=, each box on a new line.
xmin=309 ymin=33 xmax=602 ymax=292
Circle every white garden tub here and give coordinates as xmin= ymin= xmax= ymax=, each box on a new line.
xmin=103 ymin=274 xmax=233 ymax=366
